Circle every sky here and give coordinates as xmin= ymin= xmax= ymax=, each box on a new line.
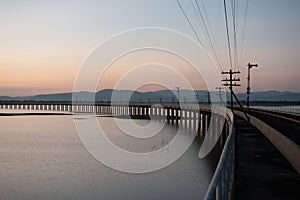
xmin=0 ymin=0 xmax=299 ymax=96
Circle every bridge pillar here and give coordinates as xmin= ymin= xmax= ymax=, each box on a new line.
xmin=175 ymin=109 xmax=179 ymax=124
xmin=193 ymin=111 xmax=197 ymax=131
xmin=111 ymin=105 xmax=114 ymax=115
xmin=166 ymin=108 xmax=170 ymax=122
xmin=145 ymin=106 xmax=148 ymax=116
xmin=202 ymin=113 xmax=206 ymax=135
xmin=197 ymin=112 xmax=202 ymax=136
xmin=189 ymin=110 xmax=193 ymax=130
xmin=183 ymin=110 xmax=187 ymax=128
xmin=170 ymin=108 xmax=174 ymax=123
xmin=141 ymin=106 xmax=144 ymax=116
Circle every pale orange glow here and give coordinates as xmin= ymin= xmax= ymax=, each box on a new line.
xmin=97 ymin=50 xmax=209 ymax=92
xmin=0 ymin=1 xmax=299 ymax=97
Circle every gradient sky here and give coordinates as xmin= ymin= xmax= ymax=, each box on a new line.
xmin=1 ymin=0 xmax=299 ymax=96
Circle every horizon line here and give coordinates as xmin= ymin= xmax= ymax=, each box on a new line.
xmin=1 ymin=88 xmax=300 ymax=98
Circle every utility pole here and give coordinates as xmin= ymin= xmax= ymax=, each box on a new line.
xmin=206 ymin=92 xmax=211 ymax=105
xmin=246 ymin=63 xmax=258 ymax=108
xmin=196 ymin=95 xmax=200 ymax=104
xmin=221 ymin=69 xmax=241 ymax=110
xmin=216 ymin=87 xmax=225 ymax=105
xmin=175 ymin=87 xmax=180 ymax=104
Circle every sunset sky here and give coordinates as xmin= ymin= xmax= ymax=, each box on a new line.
xmin=1 ymin=0 xmax=299 ymax=96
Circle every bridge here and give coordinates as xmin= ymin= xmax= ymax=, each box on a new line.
xmin=0 ymin=102 xmax=299 ymax=199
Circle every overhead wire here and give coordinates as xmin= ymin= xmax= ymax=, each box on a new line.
xmin=235 ymin=0 xmax=239 ymax=70
xmin=231 ymin=0 xmax=238 ymax=71
xmin=191 ymin=0 xmax=223 ymax=70
xmin=176 ymin=0 xmax=205 ymax=48
xmin=199 ymin=0 xmax=225 ymax=69
xmin=176 ymin=0 xmax=250 ymax=73
xmin=239 ymin=0 xmax=249 ymax=67
xmin=223 ymin=0 xmax=233 ymax=69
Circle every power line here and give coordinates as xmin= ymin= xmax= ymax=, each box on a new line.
xmin=199 ymin=0 xmax=225 ymax=69
xmin=191 ymin=0 xmax=223 ymax=70
xmin=176 ymin=0 xmax=205 ymax=48
xmin=234 ymin=0 xmax=239 ymax=70
xmin=239 ymin=0 xmax=249 ymax=66
xmin=223 ymin=0 xmax=233 ymax=69
xmin=231 ymin=0 xmax=238 ymax=71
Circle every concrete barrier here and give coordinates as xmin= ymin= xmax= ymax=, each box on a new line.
xmin=234 ymin=110 xmax=300 ymax=174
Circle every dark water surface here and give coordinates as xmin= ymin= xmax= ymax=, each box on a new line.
xmin=0 ymin=111 xmax=219 ymax=200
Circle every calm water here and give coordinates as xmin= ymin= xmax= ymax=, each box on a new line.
xmin=0 ymin=110 xmax=219 ymax=200
xmin=252 ymin=105 xmax=300 ymax=114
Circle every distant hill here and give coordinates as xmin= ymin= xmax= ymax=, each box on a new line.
xmin=0 ymin=89 xmax=300 ymax=103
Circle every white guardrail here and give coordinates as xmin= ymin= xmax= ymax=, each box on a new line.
xmin=204 ymin=109 xmax=235 ymax=200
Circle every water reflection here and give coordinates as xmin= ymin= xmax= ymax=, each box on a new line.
xmin=0 ymin=112 xmax=219 ymax=200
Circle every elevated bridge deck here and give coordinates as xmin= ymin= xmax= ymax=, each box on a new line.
xmin=234 ymin=114 xmax=300 ymax=200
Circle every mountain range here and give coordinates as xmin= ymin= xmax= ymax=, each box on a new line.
xmin=1 ymin=89 xmax=300 ymax=103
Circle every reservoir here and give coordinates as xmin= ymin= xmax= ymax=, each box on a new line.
xmin=0 ymin=110 xmax=220 ymax=200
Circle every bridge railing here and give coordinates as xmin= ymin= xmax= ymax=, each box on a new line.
xmin=204 ymin=109 xmax=235 ymax=200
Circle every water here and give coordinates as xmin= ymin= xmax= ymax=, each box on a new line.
xmin=0 ymin=110 xmax=219 ymax=200
xmin=252 ymin=105 xmax=300 ymax=114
